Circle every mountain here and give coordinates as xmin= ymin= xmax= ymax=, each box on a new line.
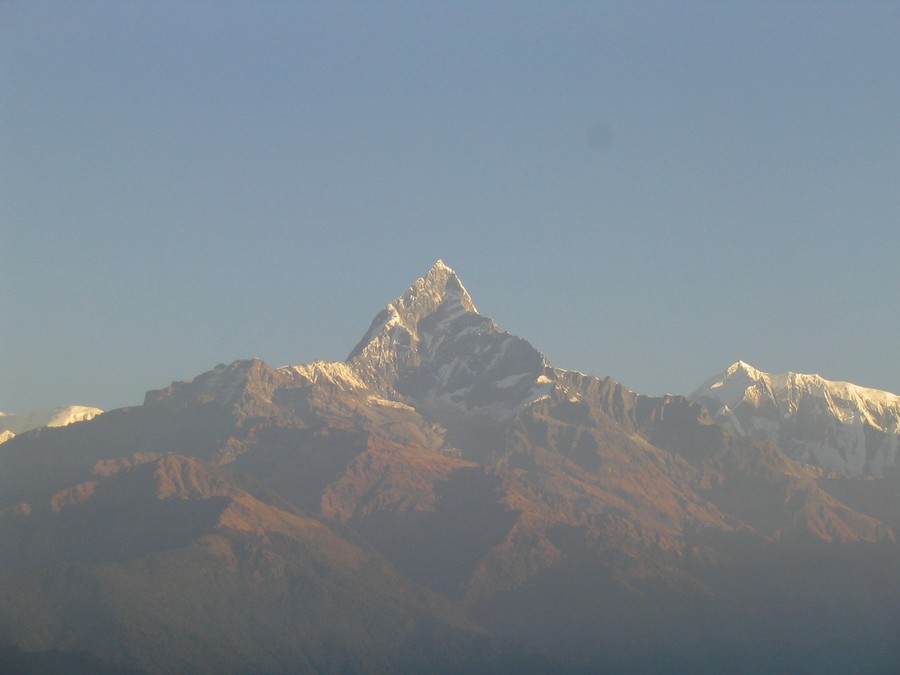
xmin=0 ymin=405 xmax=103 ymax=444
xmin=692 ymin=360 xmax=900 ymax=477
xmin=347 ymin=259 xmax=554 ymax=420
xmin=2 ymin=262 xmax=899 ymax=673
xmin=0 ymin=453 xmax=541 ymax=674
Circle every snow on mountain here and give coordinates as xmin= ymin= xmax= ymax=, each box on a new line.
xmin=280 ymin=360 xmax=367 ymax=392
xmin=691 ymin=360 xmax=900 ymax=477
xmin=132 ymin=260 xmax=899 ymax=482
xmin=0 ymin=405 xmax=103 ymax=442
xmin=344 ymin=260 xmax=555 ymax=420
xmin=346 ymin=260 xmax=477 ymax=387
xmin=350 ymin=260 xmax=478 ymax=347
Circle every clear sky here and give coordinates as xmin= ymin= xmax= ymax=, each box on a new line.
xmin=2 ymin=1 xmax=898 ymax=413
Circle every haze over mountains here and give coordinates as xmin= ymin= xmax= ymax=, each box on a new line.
xmin=2 ymin=261 xmax=899 ymax=673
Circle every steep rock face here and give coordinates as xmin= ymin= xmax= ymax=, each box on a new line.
xmin=692 ymin=360 xmax=900 ymax=477
xmin=347 ymin=260 xmax=554 ymax=421
xmin=348 ymin=261 xmax=477 ymax=366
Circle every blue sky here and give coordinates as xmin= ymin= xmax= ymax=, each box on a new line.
xmin=3 ymin=1 xmax=898 ymax=412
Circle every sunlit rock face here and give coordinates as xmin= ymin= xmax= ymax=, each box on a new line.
xmin=346 ymin=260 xmax=554 ymax=421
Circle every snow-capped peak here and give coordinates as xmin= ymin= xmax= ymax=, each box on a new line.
xmin=347 ymin=261 xmax=478 ymax=364
xmin=697 ymin=360 xmax=899 ymax=416
xmin=394 ymin=259 xmax=478 ymax=319
xmin=342 ymin=261 xmax=554 ymax=419
xmin=431 ymin=258 xmax=451 ymax=273
xmin=0 ymin=405 xmax=103 ymax=440
xmin=691 ymin=361 xmax=900 ymax=477
xmin=726 ymin=360 xmax=765 ymax=381
xmin=696 ymin=360 xmax=773 ymax=409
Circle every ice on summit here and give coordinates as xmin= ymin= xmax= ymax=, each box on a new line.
xmin=341 ymin=260 xmax=557 ymax=420
xmin=0 ymin=405 xmax=103 ymax=443
xmin=692 ymin=360 xmax=900 ymax=477
xmin=345 ymin=260 xmax=480 ymax=387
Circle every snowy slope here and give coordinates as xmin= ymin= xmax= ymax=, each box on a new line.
xmin=345 ymin=260 xmax=555 ymax=420
xmin=0 ymin=405 xmax=103 ymax=442
xmin=691 ymin=361 xmax=900 ymax=477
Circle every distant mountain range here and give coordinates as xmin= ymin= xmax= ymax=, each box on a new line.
xmin=692 ymin=360 xmax=900 ymax=478
xmin=2 ymin=261 xmax=898 ymax=673
xmin=0 ymin=405 xmax=103 ymax=443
